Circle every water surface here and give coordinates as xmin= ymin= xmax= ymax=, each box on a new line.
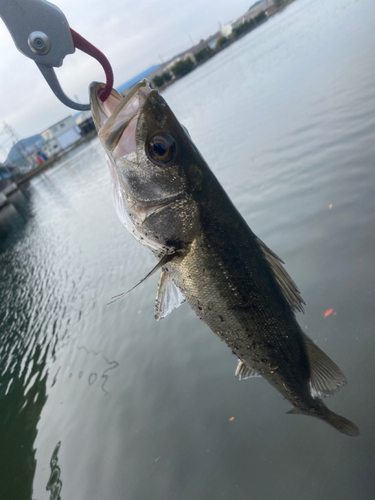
xmin=1 ymin=0 xmax=375 ymax=498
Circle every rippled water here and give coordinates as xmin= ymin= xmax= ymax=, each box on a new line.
xmin=1 ymin=0 xmax=375 ymax=498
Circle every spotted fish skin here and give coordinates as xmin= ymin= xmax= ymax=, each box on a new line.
xmin=90 ymin=80 xmax=359 ymax=437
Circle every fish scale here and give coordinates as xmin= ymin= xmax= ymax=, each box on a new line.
xmin=165 ymin=215 xmax=309 ymax=389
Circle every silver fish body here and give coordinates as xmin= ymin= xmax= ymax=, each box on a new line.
xmin=90 ymin=80 xmax=359 ymax=436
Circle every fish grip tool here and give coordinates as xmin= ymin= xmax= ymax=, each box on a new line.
xmin=0 ymin=0 xmax=113 ymax=110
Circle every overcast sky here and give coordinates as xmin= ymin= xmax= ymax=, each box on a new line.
xmin=0 ymin=0 xmax=253 ymax=142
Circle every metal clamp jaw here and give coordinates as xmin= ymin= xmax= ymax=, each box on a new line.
xmin=0 ymin=0 xmax=113 ymax=111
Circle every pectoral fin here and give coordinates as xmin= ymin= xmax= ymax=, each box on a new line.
xmin=154 ymin=270 xmax=186 ymax=320
xmin=235 ymin=359 xmax=261 ymax=380
xmin=108 ymin=254 xmax=173 ymax=305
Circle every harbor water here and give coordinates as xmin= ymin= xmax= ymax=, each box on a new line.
xmin=1 ymin=0 xmax=375 ymax=498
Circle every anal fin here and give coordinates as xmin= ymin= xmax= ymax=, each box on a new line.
xmin=302 ymin=332 xmax=347 ymax=398
xmin=286 ymin=407 xmax=306 ymax=415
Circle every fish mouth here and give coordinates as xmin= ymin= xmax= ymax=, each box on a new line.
xmin=90 ymin=79 xmax=152 ymax=160
xmin=90 ymin=80 xmax=183 ymax=223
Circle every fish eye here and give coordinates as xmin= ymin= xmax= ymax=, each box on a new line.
xmin=147 ymin=134 xmax=174 ymax=164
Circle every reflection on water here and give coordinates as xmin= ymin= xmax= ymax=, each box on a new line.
xmin=0 ymin=340 xmax=48 ymax=500
xmin=0 ymin=185 xmax=46 ymax=500
xmin=0 ymin=188 xmax=32 ymax=251
xmin=0 ymin=190 xmax=58 ymax=499
xmin=1 ymin=0 xmax=375 ymax=498
xmin=46 ymin=442 xmax=62 ymax=500
xmin=75 ymin=346 xmax=119 ymax=395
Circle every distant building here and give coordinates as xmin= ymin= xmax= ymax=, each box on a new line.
xmin=42 ymin=138 xmax=61 ymax=157
xmin=164 ymin=52 xmax=196 ymax=75
xmin=239 ymin=0 xmax=273 ymax=24
xmin=75 ymin=111 xmax=96 ymax=136
xmin=221 ymin=22 xmax=236 ymax=38
xmin=5 ymin=134 xmax=42 ymax=168
xmin=41 ymin=116 xmax=81 ymax=157
xmin=214 ymin=1 xmax=273 ymax=43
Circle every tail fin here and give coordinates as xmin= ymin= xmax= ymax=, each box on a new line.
xmin=287 ymin=406 xmax=360 ymax=437
xmin=318 ymin=409 xmax=360 ymax=437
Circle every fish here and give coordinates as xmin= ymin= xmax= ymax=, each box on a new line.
xmin=90 ymin=79 xmax=360 ymax=437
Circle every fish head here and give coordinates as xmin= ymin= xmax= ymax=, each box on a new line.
xmin=90 ymin=80 xmax=202 ymax=256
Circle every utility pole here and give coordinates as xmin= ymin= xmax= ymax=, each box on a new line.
xmin=2 ymin=122 xmax=33 ymax=167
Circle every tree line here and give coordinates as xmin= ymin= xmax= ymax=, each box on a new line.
xmin=152 ymin=11 xmax=267 ymax=88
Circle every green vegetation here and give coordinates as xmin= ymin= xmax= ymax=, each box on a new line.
xmin=152 ymin=10 xmax=269 ymax=88
xmin=152 ymin=71 xmax=172 ymax=88
xmin=195 ymin=45 xmax=214 ymax=63
xmin=215 ymin=36 xmax=228 ymax=50
xmin=233 ymin=19 xmax=255 ymax=37
xmin=163 ymin=71 xmax=172 ymax=82
xmin=152 ymin=74 xmax=165 ymax=88
xmin=254 ymin=11 xmax=267 ymax=23
xmin=171 ymin=58 xmax=195 ymax=78
xmin=233 ymin=11 xmax=267 ymax=38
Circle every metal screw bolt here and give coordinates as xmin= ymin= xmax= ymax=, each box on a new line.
xmin=28 ymin=31 xmax=51 ymax=55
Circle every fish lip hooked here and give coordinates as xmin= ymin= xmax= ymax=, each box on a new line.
xmin=90 ymin=79 xmax=154 ymax=159
xmin=90 ymin=79 xmax=149 ymax=110
xmin=89 ymin=79 xmax=151 ymax=133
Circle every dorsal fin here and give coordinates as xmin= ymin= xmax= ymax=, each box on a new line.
xmin=256 ymin=237 xmax=305 ymax=313
xmin=302 ymin=332 xmax=347 ymax=397
xmin=154 ymin=270 xmax=186 ymax=320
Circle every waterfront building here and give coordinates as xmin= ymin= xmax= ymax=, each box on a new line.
xmin=41 ymin=116 xmax=81 ymax=157
xmin=75 ymin=111 xmax=96 ymax=136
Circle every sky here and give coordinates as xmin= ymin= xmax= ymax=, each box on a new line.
xmin=0 ymin=0 xmax=254 ymax=144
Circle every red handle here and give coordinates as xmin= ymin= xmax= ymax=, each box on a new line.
xmin=70 ymin=28 xmax=114 ymax=102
